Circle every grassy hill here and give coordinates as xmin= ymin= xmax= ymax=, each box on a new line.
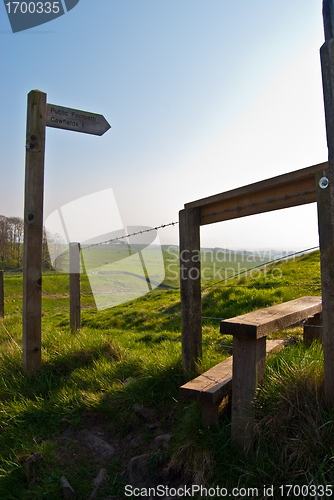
xmin=0 ymin=249 xmax=331 ymax=499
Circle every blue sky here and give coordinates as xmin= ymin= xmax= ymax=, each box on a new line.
xmin=0 ymin=0 xmax=327 ymax=250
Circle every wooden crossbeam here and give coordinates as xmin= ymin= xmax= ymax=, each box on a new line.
xmin=185 ymin=162 xmax=327 ymax=226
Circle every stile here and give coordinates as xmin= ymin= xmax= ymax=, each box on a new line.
xmin=69 ymin=242 xmax=81 ymax=332
xmin=0 ymin=270 xmax=4 ymax=317
xmin=23 ymin=90 xmax=46 ymax=375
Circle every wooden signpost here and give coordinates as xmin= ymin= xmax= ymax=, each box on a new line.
xmin=23 ymin=90 xmax=110 ymax=375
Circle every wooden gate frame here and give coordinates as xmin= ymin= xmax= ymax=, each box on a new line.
xmin=180 ymin=2 xmax=334 ymax=407
xmin=179 ymin=161 xmax=328 ymax=376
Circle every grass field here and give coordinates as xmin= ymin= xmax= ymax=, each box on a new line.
xmin=0 ymin=249 xmax=331 ymax=499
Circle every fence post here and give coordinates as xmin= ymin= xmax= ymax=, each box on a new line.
xmin=22 ymin=90 xmax=46 ymax=375
xmin=69 ymin=242 xmax=81 ymax=332
xmin=179 ymin=207 xmax=202 ymax=376
xmin=0 ymin=270 xmax=4 ymax=318
xmin=317 ymin=2 xmax=334 ymax=404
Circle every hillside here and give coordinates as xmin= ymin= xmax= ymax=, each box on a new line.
xmin=0 ymin=250 xmax=330 ymax=500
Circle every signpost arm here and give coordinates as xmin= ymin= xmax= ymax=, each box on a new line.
xmin=23 ymin=90 xmax=46 ymax=375
xmin=317 ymin=0 xmax=334 ymax=403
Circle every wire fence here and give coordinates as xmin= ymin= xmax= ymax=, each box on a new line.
xmin=1 ymin=220 xmax=323 ymax=362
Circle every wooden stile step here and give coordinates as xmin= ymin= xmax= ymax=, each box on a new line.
xmin=179 ymin=339 xmax=285 ymax=426
xmin=180 ymin=339 xmax=285 ymax=405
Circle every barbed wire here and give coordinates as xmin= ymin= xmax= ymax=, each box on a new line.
xmin=82 ymin=221 xmax=179 ymax=250
xmin=201 ymin=246 xmax=320 ymax=291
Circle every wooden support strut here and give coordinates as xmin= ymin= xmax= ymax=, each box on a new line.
xmin=23 ymin=90 xmax=46 ymax=375
xmin=179 ymin=207 xmax=202 ymax=376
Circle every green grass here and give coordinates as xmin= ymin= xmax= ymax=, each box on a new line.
xmin=0 ymin=249 xmax=331 ymax=499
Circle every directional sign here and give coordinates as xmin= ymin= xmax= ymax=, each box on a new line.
xmin=46 ymin=103 xmax=111 ymax=136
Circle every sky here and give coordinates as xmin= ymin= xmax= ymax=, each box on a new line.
xmin=0 ymin=0 xmax=328 ymax=251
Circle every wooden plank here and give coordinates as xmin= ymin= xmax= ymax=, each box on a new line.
xmin=0 ymin=270 xmax=4 ymax=318
xmin=180 ymin=338 xmax=285 ymax=405
xmin=184 ymin=163 xmax=326 ymax=226
xmin=318 ymin=13 xmax=334 ymax=404
xmin=220 ymin=296 xmax=322 ymax=339
xmin=179 ymin=208 xmax=202 ymax=376
xmin=69 ymin=242 xmax=81 ymax=332
xmin=180 ymin=356 xmax=232 ymax=403
xmin=231 ymin=336 xmax=266 ymax=453
xmin=23 ymin=90 xmax=46 ymax=375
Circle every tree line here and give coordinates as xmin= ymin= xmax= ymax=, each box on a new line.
xmin=0 ymin=215 xmax=51 ymax=270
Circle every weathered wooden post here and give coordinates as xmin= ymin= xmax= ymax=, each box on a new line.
xmin=23 ymin=90 xmax=46 ymax=375
xmin=21 ymin=91 xmax=110 ymax=375
xmin=317 ymin=0 xmax=334 ymax=403
xmin=0 ymin=270 xmax=4 ymax=318
xmin=179 ymin=207 xmax=202 ymax=376
xmin=69 ymin=242 xmax=81 ymax=332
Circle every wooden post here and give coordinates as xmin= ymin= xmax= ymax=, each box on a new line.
xmin=231 ymin=336 xmax=266 ymax=453
xmin=179 ymin=207 xmax=202 ymax=376
xmin=317 ymin=1 xmax=334 ymax=403
xmin=69 ymin=242 xmax=81 ymax=332
xmin=23 ymin=90 xmax=46 ymax=375
xmin=0 ymin=270 xmax=4 ymax=318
